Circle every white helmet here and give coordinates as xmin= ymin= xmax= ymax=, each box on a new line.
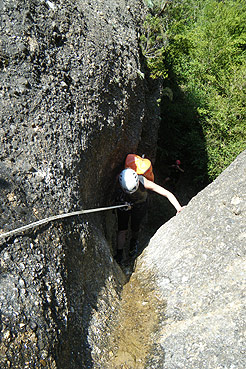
xmin=119 ymin=168 xmax=139 ymax=194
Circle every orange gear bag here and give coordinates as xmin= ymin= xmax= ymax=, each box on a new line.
xmin=125 ymin=154 xmax=154 ymax=182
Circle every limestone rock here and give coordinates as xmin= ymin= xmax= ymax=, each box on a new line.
xmin=135 ymin=150 xmax=246 ymax=368
xmin=0 ymin=0 xmax=160 ymax=368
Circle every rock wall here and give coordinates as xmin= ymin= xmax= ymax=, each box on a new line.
xmin=0 ymin=1 xmax=160 ymax=368
xmin=128 ymin=150 xmax=245 ymax=368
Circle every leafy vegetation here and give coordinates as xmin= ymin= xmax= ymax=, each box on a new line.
xmin=141 ymin=0 xmax=246 ymax=182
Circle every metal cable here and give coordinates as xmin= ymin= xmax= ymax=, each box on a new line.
xmin=0 ymin=203 xmax=130 ymax=239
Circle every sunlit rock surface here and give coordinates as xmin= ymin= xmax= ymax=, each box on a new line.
xmin=125 ymin=150 xmax=245 ymax=369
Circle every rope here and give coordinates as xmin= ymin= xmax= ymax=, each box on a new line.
xmin=0 ymin=203 xmax=130 ymax=240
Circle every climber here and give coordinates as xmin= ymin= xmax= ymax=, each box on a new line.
xmin=164 ymin=159 xmax=184 ymax=188
xmin=114 ymin=166 xmax=183 ymax=264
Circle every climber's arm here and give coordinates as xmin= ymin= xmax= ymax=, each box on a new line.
xmin=143 ymin=177 xmax=183 ymax=213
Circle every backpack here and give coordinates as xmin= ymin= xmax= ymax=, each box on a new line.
xmin=125 ymin=154 xmax=154 ymax=182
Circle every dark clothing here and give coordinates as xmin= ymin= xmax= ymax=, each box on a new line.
xmin=116 ymin=175 xmax=148 ymax=233
xmin=168 ymin=164 xmax=184 ymax=184
xmin=117 ymin=201 xmax=148 ymax=232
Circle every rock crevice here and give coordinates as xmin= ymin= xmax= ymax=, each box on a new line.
xmin=0 ymin=1 xmax=160 ymax=368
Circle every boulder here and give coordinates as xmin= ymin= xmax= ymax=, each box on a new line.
xmin=129 ymin=150 xmax=246 ymax=368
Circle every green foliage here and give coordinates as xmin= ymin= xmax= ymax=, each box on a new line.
xmin=140 ymin=14 xmax=169 ymax=78
xmin=142 ymin=0 xmax=246 ymax=181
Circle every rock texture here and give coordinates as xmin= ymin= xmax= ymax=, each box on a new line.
xmin=0 ymin=0 xmax=160 ymax=368
xmin=128 ymin=150 xmax=245 ymax=369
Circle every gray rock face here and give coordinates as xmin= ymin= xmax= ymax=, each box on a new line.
xmin=135 ymin=150 xmax=246 ymax=368
xmin=0 ymin=0 xmax=160 ymax=368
